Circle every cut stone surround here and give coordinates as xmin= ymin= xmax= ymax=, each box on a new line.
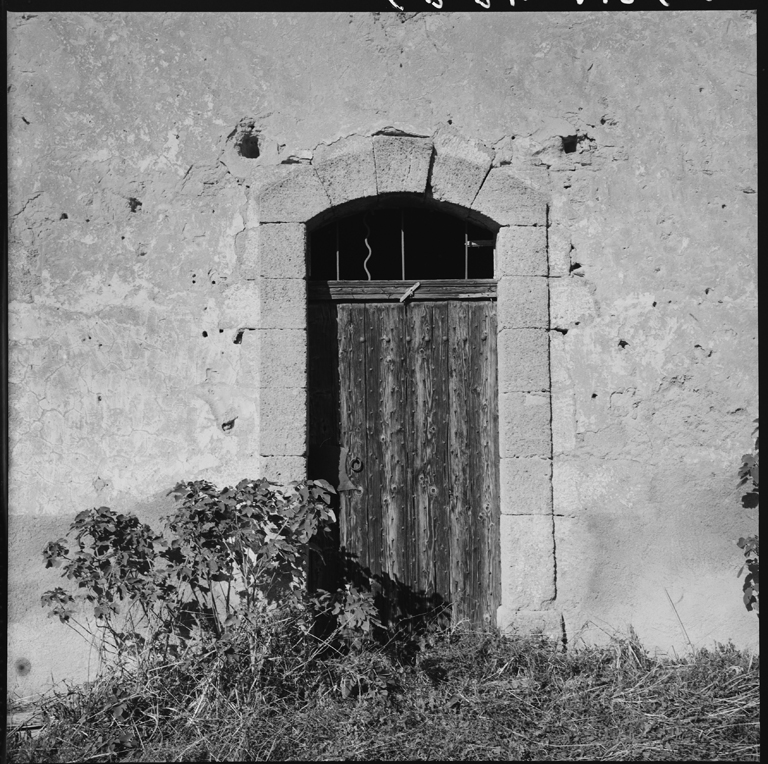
xmin=247 ymin=132 xmax=556 ymax=636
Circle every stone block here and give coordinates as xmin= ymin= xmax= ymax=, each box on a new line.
xmin=220 ymin=283 xmax=261 ymax=327
xmin=260 ymin=387 xmax=306 ymax=456
xmin=314 ymin=135 xmax=377 ymax=207
xmin=548 ymin=224 xmax=572 ymax=277
xmin=496 ymin=607 xmax=563 ymax=641
xmin=500 ymin=456 xmax=552 ymax=514
xmin=548 ymin=330 xmax=571 ymax=392
xmin=499 ymin=514 xmax=555 ymax=610
xmin=496 ymin=226 xmax=548 ymax=277
xmin=497 ymin=276 xmax=549 ymax=329
xmin=549 ymin=278 xmax=596 ymax=329
xmin=259 ymin=455 xmax=307 ymax=483
xmin=240 ymin=229 xmax=259 ymax=280
xmin=430 ymin=127 xmax=493 ymax=209
xmin=258 ymin=223 xmax=306 ymax=279
xmin=499 ymin=392 xmax=551 ymax=458
xmin=552 ymin=460 xmax=582 ymax=517
xmin=259 ymin=329 xmax=306 ymax=389
xmin=498 ymin=328 xmax=550 ymax=392
xmin=551 ymin=391 xmax=576 ymax=455
xmin=259 ymin=279 xmax=306 ymax=330
xmin=236 ymin=329 xmax=261 ymax=388
xmin=258 ymin=166 xmax=331 ymax=223
xmin=373 ymin=135 xmax=433 ymax=194
xmin=472 ymin=167 xmax=548 ymax=227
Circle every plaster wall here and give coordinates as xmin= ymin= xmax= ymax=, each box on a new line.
xmin=7 ymin=11 xmax=758 ymax=697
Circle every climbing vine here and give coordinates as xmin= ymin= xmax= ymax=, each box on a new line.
xmin=736 ymin=420 xmax=759 ymax=616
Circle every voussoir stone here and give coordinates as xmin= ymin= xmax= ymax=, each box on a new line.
xmin=430 ymin=127 xmax=494 ymax=209
xmin=472 ymin=167 xmax=548 ymax=226
xmin=258 ymin=166 xmax=331 ymax=223
xmin=373 ymin=135 xmax=433 ymax=194
xmin=314 ymin=135 xmax=378 ymax=207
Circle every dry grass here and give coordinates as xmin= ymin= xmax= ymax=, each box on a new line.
xmin=7 ymin=627 xmax=759 ymax=762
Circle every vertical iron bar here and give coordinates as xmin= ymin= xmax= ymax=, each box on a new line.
xmin=336 ymin=221 xmax=340 ymax=281
xmin=464 ymin=221 xmax=469 ymax=280
xmin=401 ymin=209 xmax=405 ymax=281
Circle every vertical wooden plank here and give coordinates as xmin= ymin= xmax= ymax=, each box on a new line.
xmin=430 ymin=303 xmax=451 ymax=603
xmin=465 ymin=302 xmax=501 ymax=626
xmin=363 ymin=305 xmax=383 ymax=576
xmin=470 ymin=302 xmax=500 ymax=626
xmin=337 ymin=303 xmax=369 ymax=571
xmin=467 ymin=303 xmax=484 ymax=625
xmin=448 ymin=301 xmax=473 ymax=625
xmin=376 ymin=305 xmax=408 ymax=585
xmin=407 ymin=302 xmax=449 ymax=597
xmin=407 ymin=303 xmax=431 ymax=593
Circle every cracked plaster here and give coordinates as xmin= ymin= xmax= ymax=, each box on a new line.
xmin=7 ymin=11 xmax=758 ymax=697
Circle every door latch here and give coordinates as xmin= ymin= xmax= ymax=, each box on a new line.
xmin=338 ymin=446 xmax=364 ymax=493
xmin=399 ymin=281 xmax=421 ymax=303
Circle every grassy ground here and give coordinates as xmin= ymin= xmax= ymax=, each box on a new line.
xmin=6 ymin=627 xmax=759 ymax=762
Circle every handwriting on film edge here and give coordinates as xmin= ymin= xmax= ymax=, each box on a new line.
xmin=389 ymin=0 xmax=714 ymax=9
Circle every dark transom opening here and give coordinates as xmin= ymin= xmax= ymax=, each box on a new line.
xmin=309 ymin=207 xmax=495 ymax=281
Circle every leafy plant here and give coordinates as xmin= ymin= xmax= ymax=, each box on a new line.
xmin=41 ymin=478 xmax=383 ymax=670
xmin=736 ymin=419 xmax=759 ymax=616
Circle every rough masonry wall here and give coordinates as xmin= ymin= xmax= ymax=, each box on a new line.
xmin=8 ymin=11 xmax=757 ymax=695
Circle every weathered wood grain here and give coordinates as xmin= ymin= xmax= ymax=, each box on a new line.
xmin=448 ymin=301 xmax=473 ymax=624
xmin=337 ymin=303 xmax=369 ymax=570
xmin=470 ymin=303 xmax=500 ymax=626
xmin=309 ymin=279 xmax=497 ymax=302
xmin=309 ymin=289 xmax=500 ymax=627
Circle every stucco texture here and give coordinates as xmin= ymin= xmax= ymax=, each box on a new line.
xmin=7 ymin=11 xmax=757 ymax=696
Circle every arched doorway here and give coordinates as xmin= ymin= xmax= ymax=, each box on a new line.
xmin=307 ymin=200 xmax=500 ymax=626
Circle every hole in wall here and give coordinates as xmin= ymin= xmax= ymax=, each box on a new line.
xmin=59 ymin=213 xmax=68 ymax=220
xmin=618 ymin=339 xmax=629 ymax=349
xmin=562 ymin=135 xmax=578 ymax=154
xmin=222 ymin=418 xmax=237 ymax=432
xmin=202 ymin=331 xmax=208 ymax=337
xmin=652 ymin=301 xmax=657 ymax=307
xmin=15 ymin=658 xmax=31 ymax=676
xmin=128 ymin=198 xmax=142 ymax=212
xmin=234 ymin=328 xmax=255 ymax=344
xmin=553 ymin=328 xmax=568 ymax=335
xmin=238 ymin=134 xmax=261 ymax=159
xmin=591 ymin=393 xmax=598 ymax=399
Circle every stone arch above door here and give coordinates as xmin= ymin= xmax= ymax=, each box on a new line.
xmin=240 ymin=129 xmax=559 ymax=637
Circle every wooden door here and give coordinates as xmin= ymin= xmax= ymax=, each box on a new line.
xmin=308 ymin=282 xmax=500 ymax=626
